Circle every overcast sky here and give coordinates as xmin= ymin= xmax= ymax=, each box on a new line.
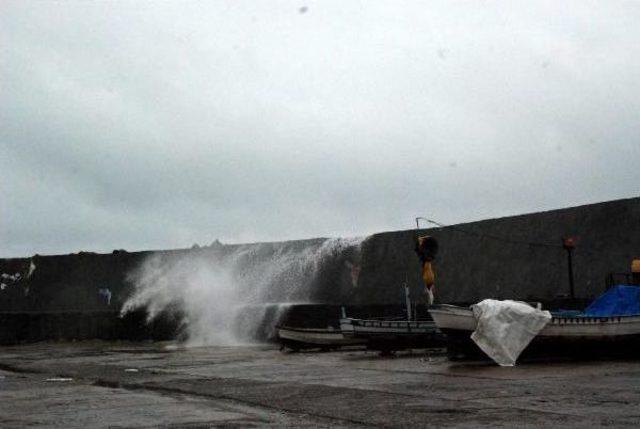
xmin=1 ymin=1 xmax=639 ymax=257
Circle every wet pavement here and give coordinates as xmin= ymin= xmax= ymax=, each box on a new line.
xmin=1 ymin=342 xmax=639 ymax=428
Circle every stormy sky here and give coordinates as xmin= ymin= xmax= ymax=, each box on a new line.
xmin=1 ymin=1 xmax=639 ymax=257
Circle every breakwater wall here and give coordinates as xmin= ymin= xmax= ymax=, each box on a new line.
xmin=359 ymin=197 xmax=640 ymax=307
xmin=1 ymin=197 xmax=638 ymax=344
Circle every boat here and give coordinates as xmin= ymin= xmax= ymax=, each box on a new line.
xmin=430 ymin=304 xmax=640 ymax=338
xmin=276 ymin=325 xmax=366 ymax=351
xmin=429 ymin=298 xmax=640 ymax=360
xmin=338 ymin=280 xmax=444 ymax=353
xmin=339 ymin=317 xmax=442 ymax=353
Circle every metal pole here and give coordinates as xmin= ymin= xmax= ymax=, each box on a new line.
xmin=567 ymin=248 xmax=575 ymax=300
xmin=404 ymin=283 xmax=412 ymax=321
xmin=562 ymin=237 xmax=576 ymax=301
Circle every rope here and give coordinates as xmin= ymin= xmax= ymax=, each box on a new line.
xmin=415 ymin=217 xmax=562 ymax=250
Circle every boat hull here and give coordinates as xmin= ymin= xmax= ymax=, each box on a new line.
xmin=277 ymin=326 xmax=365 ymax=351
xmin=340 ymin=318 xmax=443 ymax=351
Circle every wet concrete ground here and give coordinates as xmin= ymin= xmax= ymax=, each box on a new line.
xmin=1 ymin=342 xmax=639 ymax=428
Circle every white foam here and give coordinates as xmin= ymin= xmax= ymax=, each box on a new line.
xmin=121 ymin=237 xmax=364 ymax=346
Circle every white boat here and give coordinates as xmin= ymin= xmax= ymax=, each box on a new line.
xmin=429 ymin=304 xmax=640 ymax=338
xmin=429 ymin=304 xmax=640 ymax=359
xmin=277 ymin=325 xmax=366 ymax=351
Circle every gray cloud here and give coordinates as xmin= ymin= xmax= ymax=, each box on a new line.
xmin=1 ymin=1 xmax=639 ymax=257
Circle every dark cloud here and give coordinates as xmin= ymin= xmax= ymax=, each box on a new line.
xmin=1 ymin=1 xmax=639 ymax=257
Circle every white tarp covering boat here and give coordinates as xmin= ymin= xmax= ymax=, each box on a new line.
xmin=470 ymin=300 xmax=551 ymax=366
xmin=430 ymin=297 xmax=640 ymax=364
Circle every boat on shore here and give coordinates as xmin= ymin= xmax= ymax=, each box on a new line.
xmin=429 ymin=301 xmax=640 ymax=360
xmin=339 ymin=317 xmax=442 ymax=353
xmin=339 ymin=280 xmax=444 ymax=353
xmin=277 ymin=325 xmax=366 ymax=351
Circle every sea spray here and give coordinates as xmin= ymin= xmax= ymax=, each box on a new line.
xmin=121 ymin=237 xmax=364 ymax=346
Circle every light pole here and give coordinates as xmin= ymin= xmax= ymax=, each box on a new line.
xmin=562 ymin=237 xmax=576 ymax=300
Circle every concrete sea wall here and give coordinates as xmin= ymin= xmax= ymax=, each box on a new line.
xmin=358 ymin=197 xmax=640 ymax=306
xmin=1 ymin=197 xmax=638 ymax=343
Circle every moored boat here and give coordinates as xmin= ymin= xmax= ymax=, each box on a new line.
xmin=430 ymin=304 xmax=640 ymax=338
xmin=340 ymin=317 xmax=442 ymax=353
xmin=429 ymin=296 xmax=640 ymax=360
xmin=277 ymin=325 xmax=366 ymax=351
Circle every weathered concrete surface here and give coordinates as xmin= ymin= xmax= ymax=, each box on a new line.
xmin=1 ymin=342 xmax=640 ymax=428
xmin=359 ymin=196 xmax=640 ymax=306
xmin=0 ymin=310 xmax=181 ymax=345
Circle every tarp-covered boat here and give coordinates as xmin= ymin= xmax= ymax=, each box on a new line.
xmin=429 ymin=285 xmax=640 ymax=361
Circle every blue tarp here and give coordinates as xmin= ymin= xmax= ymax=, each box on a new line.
xmin=552 ymin=310 xmax=583 ymax=318
xmin=584 ymin=285 xmax=640 ymax=317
